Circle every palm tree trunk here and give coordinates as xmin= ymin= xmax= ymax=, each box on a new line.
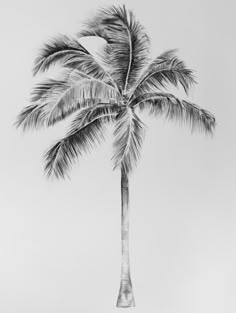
xmin=116 ymin=169 xmax=135 ymax=307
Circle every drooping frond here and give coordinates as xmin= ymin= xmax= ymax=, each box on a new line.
xmin=33 ymin=35 xmax=89 ymax=75
xmin=130 ymin=50 xmax=196 ymax=100
xmin=113 ymin=106 xmax=145 ymax=174
xmin=44 ymin=103 xmax=119 ymax=179
xmin=16 ymin=74 xmax=72 ymax=130
xmin=16 ymin=69 xmax=120 ymax=130
xmin=42 ymin=78 xmax=119 ymax=127
xmin=33 ymin=34 xmax=117 ymax=89
xmin=79 ymin=5 xmax=150 ymax=93
xmin=131 ymin=92 xmax=215 ymax=134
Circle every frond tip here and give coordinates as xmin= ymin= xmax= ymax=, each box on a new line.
xmin=15 ymin=104 xmax=46 ymax=131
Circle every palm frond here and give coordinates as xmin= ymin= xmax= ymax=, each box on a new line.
xmin=131 ymin=92 xmax=215 ymax=134
xmin=130 ymin=50 xmax=196 ymax=100
xmin=30 ymin=77 xmax=70 ymax=103
xmin=79 ymin=5 xmax=150 ymax=93
xmin=43 ymin=78 xmax=119 ymax=127
xmin=33 ymin=34 xmax=118 ymax=89
xmin=44 ymin=103 xmax=119 ymax=179
xmin=33 ymin=34 xmax=89 ymax=75
xmin=16 ymin=73 xmax=72 ymax=130
xmin=69 ymin=103 xmax=120 ymax=132
xmin=16 ymin=70 xmax=120 ymax=130
xmin=112 ymin=106 xmax=145 ymax=174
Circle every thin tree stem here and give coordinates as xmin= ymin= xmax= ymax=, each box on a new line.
xmin=116 ymin=168 xmax=135 ymax=308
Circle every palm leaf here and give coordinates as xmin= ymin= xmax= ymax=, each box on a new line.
xmin=79 ymin=5 xmax=150 ymax=93
xmin=113 ymin=106 xmax=145 ymax=174
xmin=30 ymin=77 xmax=70 ymax=103
xmin=131 ymin=92 xmax=215 ymax=134
xmin=33 ymin=34 xmax=89 ymax=75
xmin=130 ymin=50 xmax=196 ymax=100
xmin=33 ymin=34 xmax=117 ymax=89
xmin=69 ymin=103 xmax=120 ymax=132
xmin=44 ymin=103 xmax=119 ymax=179
xmin=16 ymin=70 xmax=120 ymax=130
xmin=43 ymin=78 xmax=119 ymax=127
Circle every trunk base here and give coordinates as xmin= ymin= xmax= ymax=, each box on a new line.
xmin=116 ymin=281 xmax=135 ymax=308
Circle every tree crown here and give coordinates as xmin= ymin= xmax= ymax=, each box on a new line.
xmin=16 ymin=5 xmax=215 ymax=179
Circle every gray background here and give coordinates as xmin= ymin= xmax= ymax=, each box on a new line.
xmin=1 ymin=0 xmax=235 ymax=312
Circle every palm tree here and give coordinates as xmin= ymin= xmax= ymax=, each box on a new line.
xmin=16 ymin=5 xmax=215 ymax=308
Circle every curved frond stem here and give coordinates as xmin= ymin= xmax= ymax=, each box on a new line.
xmin=33 ymin=35 xmax=121 ymax=96
xmin=33 ymin=35 xmax=89 ymax=75
xmin=79 ymin=5 xmax=150 ymax=93
xmin=34 ymin=49 xmax=80 ymax=74
xmin=16 ymin=73 xmax=120 ymax=131
xmin=70 ymin=113 xmax=117 ymax=135
xmin=128 ymin=52 xmax=196 ymax=103
xmin=47 ymin=78 xmax=119 ymax=123
xmin=124 ymin=23 xmax=132 ymax=94
xmin=131 ymin=92 xmax=215 ymax=134
xmin=68 ymin=65 xmax=121 ymax=97
xmin=129 ymin=67 xmax=194 ymax=103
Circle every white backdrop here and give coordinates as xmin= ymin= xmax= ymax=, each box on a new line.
xmin=1 ymin=0 xmax=236 ymax=312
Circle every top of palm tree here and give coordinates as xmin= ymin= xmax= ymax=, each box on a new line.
xmin=15 ymin=4 xmax=215 ymax=179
